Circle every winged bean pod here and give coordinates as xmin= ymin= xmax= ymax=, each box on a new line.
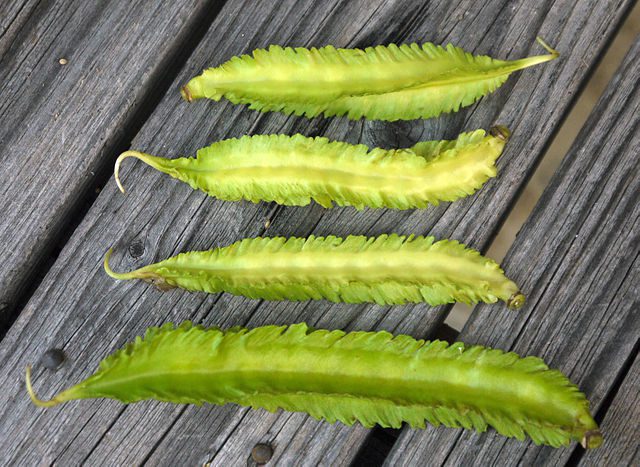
xmin=115 ymin=128 xmax=509 ymax=209
xmin=26 ymin=322 xmax=601 ymax=448
xmin=104 ymin=234 xmax=525 ymax=308
xmin=182 ymin=38 xmax=558 ymax=121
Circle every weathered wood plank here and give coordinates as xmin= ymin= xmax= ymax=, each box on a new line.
xmin=0 ymin=0 xmax=224 ymax=327
xmin=0 ymin=0 xmax=40 ymax=59
xmin=581 ymin=351 xmax=640 ymax=466
xmin=385 ymin=35 xmax=640 ymax=466
xmin=0 ymin=0 xmax=633 ymax=465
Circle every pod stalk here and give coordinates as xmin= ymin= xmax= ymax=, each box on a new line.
xmin=535 ymin=36 xmax=559 ymax=57
xmin=103 ymin=249 xmax=135 ymax=280
xmin=25 ymin=366 xmax=62 ymax=408
xmin=507 ymin=37 xmax=559 ymax=73
xmin=527 ymin=36 xmax=560 ymax=64
xmin=114 ymin=150 xmax=161 ymax=194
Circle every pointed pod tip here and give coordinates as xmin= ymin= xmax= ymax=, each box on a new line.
xmin=25 ymin=366 xmax=61 ymax=408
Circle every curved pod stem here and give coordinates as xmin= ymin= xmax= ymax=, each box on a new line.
xmin=25 ymin=366 xmax=80 ymax=408
xmin=114 ymin=151 xmax=176 ymax=194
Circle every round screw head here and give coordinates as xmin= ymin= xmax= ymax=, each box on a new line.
xmin=251 ymin=443 xmax=273 ymax=465
xmin=128 ymin=239 xmax=145 ymax=259
xmin=40 ymin=348 xmax=66 ymax=370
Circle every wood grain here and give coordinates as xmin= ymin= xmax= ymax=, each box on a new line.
xmin=0 ymin=0 xmax=222 ymax=326
xmin=0 ymin=0 xmax=634 ymax=465
xmin=581 ymin=351 xmax=640 ymax=466
xmin=0 ymin=0 xmax=41 ymax=59
xmin=386 ymin=35 xmax=640 ymax=467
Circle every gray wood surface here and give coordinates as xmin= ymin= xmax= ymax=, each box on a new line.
xmin=386 ymin=35 xmax=640 ymax=467
xmin=0 ymin=0 xmax=634 ymax=465
xmin=581 ymin=352 xmax=640 ymax=466
xmin=0 ymin=0 xmax=40 ymax=59
xmin=0 ymin=0 xmax=220 ymax=327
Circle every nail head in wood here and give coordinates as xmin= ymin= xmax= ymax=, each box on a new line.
xmin=40 ymin=348 xmax=66 ymax=370
xmin=250 ymin=443 xmax=273 ymax=465
xmin=128 ymin=239 xmax=145 ymax=259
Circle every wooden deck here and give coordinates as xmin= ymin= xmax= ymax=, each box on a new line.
xmin=0 ymin=1 xmax=637 ymax=465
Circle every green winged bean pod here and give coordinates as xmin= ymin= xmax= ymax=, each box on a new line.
xmin=26 ymin=322 xmax=602 ymax=449
xmin=182 ymin=38 xmax=558 ymax=121
xmin=115 ymin=128 xmax=509 ymax=209
xmin=104 ymin=234 xmax=525 ymax=308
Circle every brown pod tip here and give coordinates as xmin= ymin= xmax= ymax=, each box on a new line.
xmin=180 ymin=85 xmax=193 ymax=102
xmin=490 ymin=125 xmax=511 ymax=141
xmin=507 ymin=292 xmax=525 ymax=309
xmin=581 ymin=430 xmax=603 ymax=449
